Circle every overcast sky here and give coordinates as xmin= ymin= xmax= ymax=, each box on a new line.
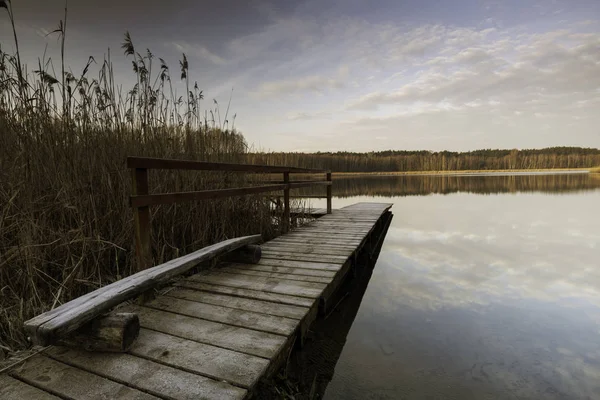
xmin=1 ymin=0 xmax=599 ymax=151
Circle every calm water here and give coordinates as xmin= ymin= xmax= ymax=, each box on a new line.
xmin=307 ymin=173 xmax=600 ymax=400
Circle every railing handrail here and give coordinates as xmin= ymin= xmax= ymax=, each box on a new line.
xmin=127 ymin=156 xmax=333 ymax=271
xmin=127 ymin=156 xmax=328 ymax=174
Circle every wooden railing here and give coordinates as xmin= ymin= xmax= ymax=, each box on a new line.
xmin=127 ymin=156 xmax=332 ymax=270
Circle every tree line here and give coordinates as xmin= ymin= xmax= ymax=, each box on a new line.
xmin=247 ymin=147 xmax=600 ymax=172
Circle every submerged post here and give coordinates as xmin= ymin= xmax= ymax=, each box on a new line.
xmin=132 ymin=168 xmax=152 ymax=270
xmin=326 ymin=171 xmax=332 ymax=214
xmin=283 ymin=172 xmax=290 ymax=232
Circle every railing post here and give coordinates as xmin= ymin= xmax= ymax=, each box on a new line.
xmin=132 ymin=168 xmax=152 ymax=271
xmin=283 ymin=172 xmax=290 ymax=232
xmin=326 ymin=171 xmax=332 ymax=214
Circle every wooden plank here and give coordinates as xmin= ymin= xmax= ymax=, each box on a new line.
xmin=228 ymin=264 xmax=336 ymax=278
xmin=174 ymin=280 xmax=315 ymax=307
xmin=131 ymin=185 xmax=287 ymax=207
xmin=283 ymin=172 xmax=290 ymax=232
xmin=219 ymin=267 xmax=332 ymax=284
xmin=286 ymin=230 xmax=368 ymax=237
xmin=270 ymin=237 xmax=361 ymax=246
xmin=189 ymin=273 xmax=325 ymax=299
xmin=127 ymin=156 xmax=327 ymax=174
xmin=45 ymin=347 xmax=247 ymax=400
xmin=260 ymin=244 xmax=354 ymax=257
xmin=25 ymin=234 xmax=262 ymax=346
xmin=144 ymin=295 xmax=297 ymax=336
xmin=257 ymin=258 xmax=342 ymax=271
xmin=130 ymin=328 xmax=268 ymax=389
xmin=261 ymin=252 xmax=349 ymax=264
xmin=126 ymin=305 xmax=287 ymax=358
xmin=165 ymin=286 xmax=309 ymax=319
xmin=301 ymin=227 xmax=373 ymax=232
xmin=0 ymin=375 xmax=60 ymax=400
xmin=132 ymin=167 xmax=152 ymax=270
xmin=131 ymin=181 xmax=332 ymax=207
xmin=265 ymin=241 xmax=357 ymax=251
xmin=10 ymin=355 xmax=158 ymax=400
xmin=326 ymin=171 xmax=332 ymax=213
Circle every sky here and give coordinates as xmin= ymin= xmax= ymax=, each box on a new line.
xmin=1 ymin=0 xmax=599 ymax=152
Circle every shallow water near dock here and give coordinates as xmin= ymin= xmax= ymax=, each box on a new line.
xmin=302 ymin=173 xmax=600 ymax=399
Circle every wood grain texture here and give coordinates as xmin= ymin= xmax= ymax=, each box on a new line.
xmin=129 ymin=328 xmax=268 ymax=389
xmin=56 ymin=312 xmax=139 ymax=352
xmin=44 ymin=347 xmax=247 ymax=400
xmin=257 ymin=258 xmax=342 ymax=271
xmin=0 ymin=375 xmax=60 ymax=400
xmin=143 ymin=295 xmax=298 ymax=336
xmin=10 ymin=355 xmax=158 ymax=400
xmin=25 ymin=235 xmax=262 ymax=346
xmin=226 ymin=264 xmax=337 ymax=278
xmin=165 ymin=286 xmax=309 ymax=319
xmin=125 ymin=305 xmax=288 ymax=358
xmin=174 ymin=280 xmax=315 ymax=307
xmin=219 ymin=267 xmax=332 ymax=284
xmin=189 ymin=272 xmax=325 ymax=299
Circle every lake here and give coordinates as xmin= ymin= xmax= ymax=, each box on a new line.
xmin=301 ymin=173 xmax=600 ymax=400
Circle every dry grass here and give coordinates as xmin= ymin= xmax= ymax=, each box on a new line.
xmin=0 ymin=5 xmax=278 ymax=349
xmin=590 ymin=167 xmax=600 ymax=174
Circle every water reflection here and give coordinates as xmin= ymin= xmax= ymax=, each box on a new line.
xmin=297 ymin=172 xmax=600 ymax=198
xmin=321 ymin=174 xmax=600 ymax=400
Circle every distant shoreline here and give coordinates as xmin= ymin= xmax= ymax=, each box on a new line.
xmin=331 ymin=168 xmax=592 ymax=176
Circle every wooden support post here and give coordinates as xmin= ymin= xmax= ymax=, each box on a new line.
xmin=55 ymin=313 xmax=140 ymax=352
xmin=132 ymin=168 xmax=152 ymax=271
xmin=283 ymin=172 xmax=290 ymax=233
xmin=326 ymin=171 xmax=332 ymax=214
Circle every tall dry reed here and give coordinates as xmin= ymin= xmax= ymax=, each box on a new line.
xmin=0 ymin=3 xmax=274 ymax=349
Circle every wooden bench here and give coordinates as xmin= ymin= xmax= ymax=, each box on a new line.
xmin=24 ymin=235 xmax=262 ymax=349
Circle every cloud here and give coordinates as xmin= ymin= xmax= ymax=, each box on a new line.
xmin=256 ymin=75 xmax=345 ymax=97
xmin=347 ymin=26 xmax=600 ymax=111
xmin=172 ymin=42 xmax=227 ymax=65
xmin=256 ymin=65 xmax=350 ymax=98
xmin=287 ymin=110 xmax=332 ymax=120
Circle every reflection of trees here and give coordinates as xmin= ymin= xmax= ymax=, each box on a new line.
xmin=296 ymin=174 xmax=600 ymax=197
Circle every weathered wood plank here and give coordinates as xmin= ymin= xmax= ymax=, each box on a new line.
xmin=0 ymin=375 xmax=60 ymax=400
xmin=228 ymin=264 xmax=336 ymax=278
xmin=260 ymin=244 xmax=354 ymax=257
xmin=174 ymin=280 xmax=315 ymax=307
xmin=269 ymin=238 xmax=361 ymax=247
xmin=189 ymin=273 xmax=325 ymax=299
xmin=165 ymin=286 xmax=309 ymax=319
xmin=288 ymin=229 xmax=370 ymax=235
xmin=220 ymin=267 xmax=332 ymax=284
xmin=126 ymin=305 xmax=287 ymax=358
xmin=55 ymin=312 xmax=139 ymax=353
xmin=265 ymin=240 xmax=357 ymax=250
xmin=261 ymin=252 xmax=349 ymax=263
xmin=285 ymin=231 xmax=367 ymax=238
xmin=257 ymin=258 xmax=342 ymax=271
xmin=25 ymin=235 xmax=263 ymax=346
xmin=45 ymin=347 xmax=247 ymax=400
xmin=130 ymin=328 xmax=268 ymax=389
xmin=10 ymin=355 xmax=158 ymax=400
xmin=145 ymin=295 xmax=297 ymax=336
xmin=127 ymin=156 xmax=326 ymax=173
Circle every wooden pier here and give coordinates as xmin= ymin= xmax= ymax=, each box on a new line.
xmin=1 ymin=203 xmax=392 ymax=400
xmin=1 ymin=157 xmax=392 ymax=400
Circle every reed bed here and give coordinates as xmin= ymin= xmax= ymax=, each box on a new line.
xmin=0 ymin=4 xmax=277 ymax=349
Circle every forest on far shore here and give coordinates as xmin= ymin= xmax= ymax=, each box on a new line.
xmin=247 ymin=147 xmax=600 ymax=173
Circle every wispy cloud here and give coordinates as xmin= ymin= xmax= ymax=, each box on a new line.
xmin=172 ymin=42 xmax=227 ymax=65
